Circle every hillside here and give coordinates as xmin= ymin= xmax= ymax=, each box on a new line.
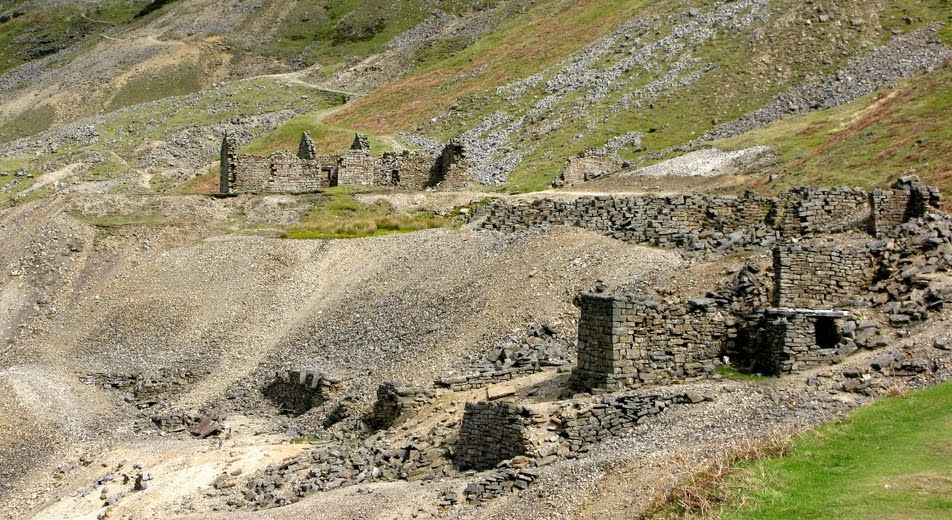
xmin=1 ymin=1 xmax=952 ymax=520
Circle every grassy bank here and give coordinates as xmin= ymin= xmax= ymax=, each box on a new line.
xmin=653 ymin=381 xmax=952 ymax=519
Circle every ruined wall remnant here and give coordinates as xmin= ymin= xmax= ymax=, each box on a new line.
xmin=772 ymin=239 xmax=873 ymax=308
xmin=262 ymin=370 xmax=340 ymax=415
xmin=735 ymin=309 xmax=853 ymax=374
xmin=478 ymin=179 xmax=941 ymax=252
xmin=298 ymin=132 xmax=317 ymax=160
xmin=571 ymin=294 xmax=731 ymax=392
xmin=365 ymin=382 xmax=436 ymax=431
xmin=455 ymin=401 xmax=533 ymax=470
xmin=557 ymin=391 xmax=703 ymax=451
xmin=869 ymin=176 xmax=942 ymax=236
xmin=219 ymin=134 xmax=238 ymax=194
xmin=219 ymin=133 xmax=472 ymax=194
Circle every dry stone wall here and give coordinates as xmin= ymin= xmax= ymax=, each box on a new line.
xmin=571 ymin=294 xmax=731 ymax=392
xmin=773 ymin=239 xmax=874 ymax=308
xmin=455 ymin=401 xmax=533 ymax=470
xmin=556 ymin=391 xmax=704 ymax=452
xmin=478 ymin=182 xmax=937 ymax=251
xmin=869 ymin=176 xmax=942 ymax=236
xmin=736 ymin=309 xmax=854 ymax=374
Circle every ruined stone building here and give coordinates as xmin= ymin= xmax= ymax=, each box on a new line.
xmin=219 ymin=132 xmax=471 ymax=194
xmin=557 ymin=177 xmax=942 ymax=392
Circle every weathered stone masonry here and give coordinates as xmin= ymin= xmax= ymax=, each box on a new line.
xmin=219 ymin=132 xmax=471 ymax=194
xmin=554 ymin=179 xmax=941 ymax=392
xmin=455 ymin=401 xmax=533 ymax=470
xmin=773 ymin=239 xmax=874 ymax=309
xmin=479 ymin=179 xmax=939 ymax=248
xmin=571 ymin=295 xmax=732 ymax=392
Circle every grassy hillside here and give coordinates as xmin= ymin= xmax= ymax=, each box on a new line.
xmin=717 ymin=58 xmax=952 ymax=201
xmin=323 ymin=0 xmax=952 ymax=190
xmin=720 ymin=382 xmax=952 ymax=519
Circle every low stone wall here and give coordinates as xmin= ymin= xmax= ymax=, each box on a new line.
xmin=455 ymin=401 xmax=534 ymax=470
xmin=772 ymin=239 xmax=874 ymax=308
xmin=437 ymin=366 xmax=541 ymax=391
xmin=365 ymin=382 xmax=436 ymax=430
xmin=556 ymin=391 xmax=703 ymax=452
xmin=478 ymin=182 xmax=937 ymax=250
xmin=571 ymin=294 xmax=731 ymax=392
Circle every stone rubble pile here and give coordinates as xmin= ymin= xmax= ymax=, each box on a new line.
xmin=437 ymin=322 xmax=573 ymax=391
xmin=870 ymin=213 xmax=952 ymax=325
xmin=555 ymin=391 xmax=706 ymax=453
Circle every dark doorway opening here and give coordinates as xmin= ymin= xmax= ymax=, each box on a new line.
xmin=815 ymin=317 xmax=839 ymax=349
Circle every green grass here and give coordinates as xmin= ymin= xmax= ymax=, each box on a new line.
xmin=104 ymin=61 xmax=208 ymax=112
xmin=714 ymin=382 xmax=952 ymax=520
xmin=282 ymin=188 xmax=458 ymax=239
xmin=69 ymin=211 xmax=171 ymax=228
xmin=0 ymin=103 xmax=56 ymax=142
xmin=715 ymin=365 xmax=769 ymax=383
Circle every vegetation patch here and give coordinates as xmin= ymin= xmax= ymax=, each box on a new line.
xmin=715 ymin=365 xmax=768 ymax=383
xmin=282 ymin=189 xmax=458 ymax=239
xmin=715 ymin=60 xmax=952 ymax=206
xmin=69 ymin=211 xmax=173 ymax=229
xmin=648 ymin=381 xmax=952 ymax=519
